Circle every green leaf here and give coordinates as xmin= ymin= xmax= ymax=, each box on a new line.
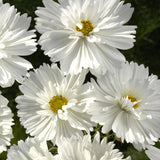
xmin=123 ymin=144 xmax=149 ymax=160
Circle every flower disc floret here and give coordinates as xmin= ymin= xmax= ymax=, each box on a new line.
xmin=123 ymin=95 xmax=139 ymax=109
xmin=76 ymin=20 xmax=94 ymax=36
xmin=49 ymin=95 xmax=68 ymax=113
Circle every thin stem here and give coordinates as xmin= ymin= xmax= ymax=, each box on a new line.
xmin=48 ymin=146 xmax=57 ymax=152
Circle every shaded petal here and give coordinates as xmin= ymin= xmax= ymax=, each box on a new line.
xmin=97 ymin=26 xmax=136 ymax=49
xmin=0 ymin=64 xmax=14 ymax=87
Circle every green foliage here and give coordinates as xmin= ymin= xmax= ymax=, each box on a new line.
xmin=0 ymin=0 xmax=160 ymax=159
xmin=123 ymin=0 xmax=160 ymax=77
xmin=123 ymin=145 xmax=149 ymax=160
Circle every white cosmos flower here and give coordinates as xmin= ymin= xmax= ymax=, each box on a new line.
xmin=0 ymin=91 xmax=14 ymax=153
xmin=0 ymin=0 xmax=37 ymax=87
xmin=55 ymin=133 xmax=130 ymax=160
xmin=87 ymin=62 xmax=160 ymax=150
xmin=145 ymin=145 xmax=160 ymax=160
xmin=16 ymin=64 xmax=94 ymax=144
xmin=35 ymin=0 xmax=136 ymax=75
xmin=7 ymin=138 xmax=55 ymax=160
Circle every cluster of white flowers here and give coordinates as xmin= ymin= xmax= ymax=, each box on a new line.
xmin=7 ymin=134 xmax=131 ymax=160
xmin=0 ymin=0 xmax=159 ymax=159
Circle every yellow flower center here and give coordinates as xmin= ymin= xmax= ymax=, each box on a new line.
xmin=49 ymin=95 xmax=68 ymax=113
xmin=76 ymin=20 xmax=94 ymax=36
xmin=124 ymin=95 xmax=139 ymax=109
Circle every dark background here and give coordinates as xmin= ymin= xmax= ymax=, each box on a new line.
xmin=1 ymin=0 xmax=160 ymax=159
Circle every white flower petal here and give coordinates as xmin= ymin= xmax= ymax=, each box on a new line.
xmin=97 ymin=26 xmax=137 ymax=49
xmin=57 ymin=134 xmax=130 ymax=160
xmin=87 ymin=61 xmax=160 ymax=150
xmin=7 ymin=138 xmax=54 ymax=160
xmin=0 ymin=1 xmax=37 ymax=87
xmin=35 ymin=0 xmax=136 ymax=75
xmin=145 ymin=146 xmax=160 ymax=160
xmin=16 ymin=64 xmax=94 ymax=144
xmin=0 ymin=93 xmax=14 ymax=153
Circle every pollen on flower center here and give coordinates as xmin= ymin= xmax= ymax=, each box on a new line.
xmin=76 ymin=20 xmax=94 ymax=36
xmin=49 ymin=95 xmax=68 ymax=113
xmin=124 ymin=95 xmax=139 ymax=109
